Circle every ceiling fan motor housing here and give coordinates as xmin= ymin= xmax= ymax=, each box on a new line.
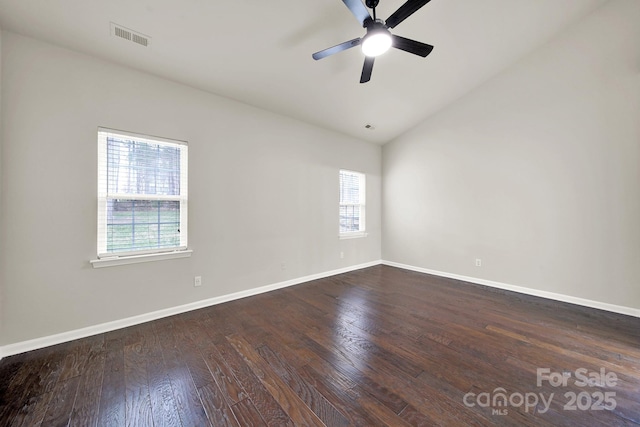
xmin=365 ymin=18 xmax=388 ymax=31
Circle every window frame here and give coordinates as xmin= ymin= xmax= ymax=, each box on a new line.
xmin=95 ymin=127 xmax=189 ymax=262
xmin=339 ymin=169 xmax=367 ymax=239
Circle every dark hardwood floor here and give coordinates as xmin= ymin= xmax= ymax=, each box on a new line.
xmin=1 ymin=265 xmax=639 ymax=426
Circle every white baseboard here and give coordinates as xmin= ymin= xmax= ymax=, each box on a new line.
xmin=0 ymin=260 xmax=381 ymax=360
xmin=382 ymin=260 xmax=640 ymax=318
xmin=3 ymin=259 xmax=638 ymax=360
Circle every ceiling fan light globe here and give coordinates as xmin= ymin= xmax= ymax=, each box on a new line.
xmin=362 ymin=32 xmax=392 ymax=57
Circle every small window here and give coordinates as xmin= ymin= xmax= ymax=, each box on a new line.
xmin=97 ymin=128 xmax=188 ymax=257
xmin=339 ymin=169 xmax=366 ymax=237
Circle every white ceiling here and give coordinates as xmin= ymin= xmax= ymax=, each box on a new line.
xmin=0 ymin=0 xmax=607 ymax=144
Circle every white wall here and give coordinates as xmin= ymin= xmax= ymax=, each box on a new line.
xmin=383 ymin=0 xmax=640 ymax=309
xmin=0 ymin=32 xmax=381 ymax=346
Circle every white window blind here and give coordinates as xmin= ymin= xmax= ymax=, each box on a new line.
xmin=339 ymin=169 xmax=366 ymax=235
xmin=97 ymin=128 xmax=188 ymax=257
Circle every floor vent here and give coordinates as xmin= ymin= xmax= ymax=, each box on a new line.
xmin=111 ymin=23 xmax=151 ymax=47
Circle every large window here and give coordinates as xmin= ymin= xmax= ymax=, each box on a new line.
xmin=97 ymin=128 xmax=188 ymax=257
xmin=339 ymin=169 xmax=366 ymax=237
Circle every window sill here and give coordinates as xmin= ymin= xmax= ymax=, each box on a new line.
xmin=90 ymin=249 xmax=193 ymax=268
xmin=339 ymin=232 xmax=368 ymax=240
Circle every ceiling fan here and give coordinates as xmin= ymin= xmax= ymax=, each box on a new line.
xmin=312 ymin=0 xmax=434 ymax=83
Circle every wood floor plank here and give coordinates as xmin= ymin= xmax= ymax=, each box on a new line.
xmin=0 ymin=350 xmax=53 ymax=424
xmin=301 ymin=328 xmax=495 ymax=426
xmin=201 ymin=344 xmax=248 ymax=406
xmin=226 ymin=334 xmax=326 ymax=427
xmin=297 ymin=363 xmax=385 ymax=427
xmin=2 ymin=265 xmax=639 ymax=426
xmin=41 ymin=375 xmax=81 ymax=426
xmin=57 ymin=339 xmax=91 ymax=382
xmin=69 ymin=335 xmax=106 ymax=427
xmin=230 ymin=398 xmax=268 ymax=426
xmin=144 ymin=322 xmax=182 ymax=427
xmin=0 ymin=354 xmax=26 ymax=400
xmin=13 ymin=344 xmax=72 ymax=427
xmin=256 ymin=344 xmax=350 ymax=427
xmin=213 ymin=338 xmax=294 ymax=427
xmin=97 ymin=330 xmax=126 ymax=427
xmin=173 ymin=316 xmax=240 ymax=427
xmin=18 ymin=391 xmax=53 ymax=427
xmin=153 ymin=318 xmax=212 ymax=427
xmin=123 ymin=341 xmax=154 ymax=426
xmin=196 ymin=382 xmax=241 ymax=427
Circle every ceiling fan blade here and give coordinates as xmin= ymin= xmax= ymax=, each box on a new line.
xmin=360 ymin=56 xmax=375 ymax=83
xmin=392 ymin=35 xmax=434 ymax=57
xmin=386 ymin=0 xmax=432 ymax=29
xmin=342 ymin=0 xmax=372 ymax=26
xmin=312 ymin=38 xmax=362 ymax=60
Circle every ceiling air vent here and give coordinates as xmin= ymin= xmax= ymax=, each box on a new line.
xmin=110 ymin=23 xmax=151 ymax=47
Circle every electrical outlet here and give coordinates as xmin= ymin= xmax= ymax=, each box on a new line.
xmin=281 ymin=263 xmax=286 ymax=270
xmin=475 ymin=259 xmax=482 ymax=267
xmin=340 ymin=251 xmax=344 ymax=259
xmin=194 ymin=276 xmax=202 ymax=287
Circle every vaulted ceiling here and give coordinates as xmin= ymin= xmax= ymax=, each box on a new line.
xmin=0 ymin=0 xmax=607 ymax=143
